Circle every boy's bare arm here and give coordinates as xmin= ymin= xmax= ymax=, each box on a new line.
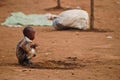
xmin=30 ymin=43 xmax=38 ymax=49
xmin=20 ymin=42 xmax=38 ymax=54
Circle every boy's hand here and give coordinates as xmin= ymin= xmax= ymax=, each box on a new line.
xmin=30 ymin=44 xmax=38 ymax=49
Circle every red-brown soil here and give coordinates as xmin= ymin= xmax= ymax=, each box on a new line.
xmin=0 ymin=0 xmax=120 ymax=80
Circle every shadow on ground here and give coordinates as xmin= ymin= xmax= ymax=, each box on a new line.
xmin=0 ymin=57 xmax=86 ymax=70
xmin=50 ymin=28 xmax=114 ymax=33
xmin=0 ymin=56 xmax=104 ymax=70
xmin=29 ymin=57 xmax=86 ymax=70
xmin=44 ymin=6 xmax=70 ymax=11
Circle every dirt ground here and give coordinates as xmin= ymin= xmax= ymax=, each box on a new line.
xmin=0 ymin=0 xmax=120 ymax=80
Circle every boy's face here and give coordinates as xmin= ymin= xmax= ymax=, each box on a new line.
xmin=27 ymin=30 xmax=35 ymax=40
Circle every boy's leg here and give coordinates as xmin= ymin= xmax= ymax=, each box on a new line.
xmin=18 ymin=54 xmax=33 ymax=66
xmin=24 ymin=48 xmax=36 ymax=66
xmin=23 ymin=56 xmax=33 ymax=66
xmin=18 ymin=53 xmax=26 ymax=65
xmin=17 ymin=48 xmax=26 ymax=65
xmin=18 ymin=48 xmax=36 ymax=66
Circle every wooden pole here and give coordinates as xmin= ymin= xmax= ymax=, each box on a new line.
xmin=90 ymin=0 xmax=94 ymax=30
xmin=57 ymin=0 xmax=61 ymax=8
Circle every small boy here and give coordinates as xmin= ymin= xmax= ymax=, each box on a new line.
xmin=16 ymin=26 xmax=38 ymax=66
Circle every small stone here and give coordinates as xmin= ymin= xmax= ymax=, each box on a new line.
xmin=2 ymin=56 xmax=5 ymax=58
xmin=106 ymin=35 xmax=112 ymax=39
xmin=108 ymin=66 xmax=112 ymax=69
xmin=22 ymin=69 xmax=27 ymax=72
xmin=75 ymin=32 xmax=79 ymax=35
xmin=72 ymin=72 xmax=75 ymax=75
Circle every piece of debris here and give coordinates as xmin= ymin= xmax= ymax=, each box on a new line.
xmin=22 ymin=69 xmax=31 ymax=72
xmin=118 ymin=18 xmax=120 ymax=21
xmin=44 ymin=52 xmax=52 ymax=57
xmin=2 ymin=56 xmax=5 ymax=58
xmin=116 ymin=1 xmax=120 ymax=5
xmin=106 ymin=35 xmax=112 ymax=39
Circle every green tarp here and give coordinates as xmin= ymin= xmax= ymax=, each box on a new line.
xmin=1 ymin=12 xmax=52 ymax=27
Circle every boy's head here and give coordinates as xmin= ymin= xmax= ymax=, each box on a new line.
xmin=23 ymin=26 xmax=35 ymax=40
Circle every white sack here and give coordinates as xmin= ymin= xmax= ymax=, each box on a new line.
xmin=53 ymin=9 xmax=89 ymax=30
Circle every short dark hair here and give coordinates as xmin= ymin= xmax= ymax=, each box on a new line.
xmin=23 ymin=26 xmax=35 ymax=37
